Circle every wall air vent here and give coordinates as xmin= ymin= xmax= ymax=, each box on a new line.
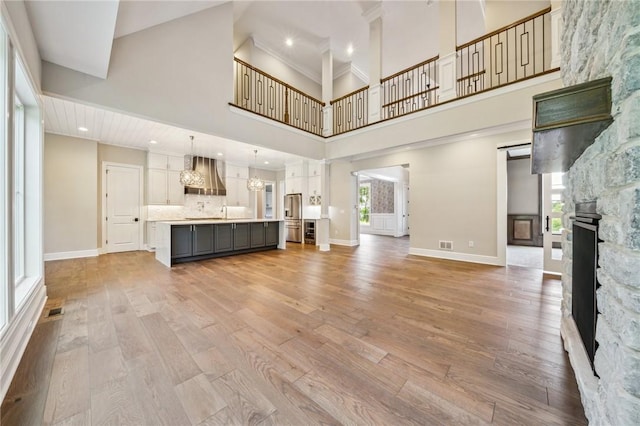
xmin=439 ymin=240 xmax=453 ymax=250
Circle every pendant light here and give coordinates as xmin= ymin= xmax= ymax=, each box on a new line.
xmin=247 ymin=149 xmax=265 ymax=191
xmin=180 ymin=135 xmax=205 ymax=187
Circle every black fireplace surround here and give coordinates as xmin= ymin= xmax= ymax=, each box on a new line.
xmin=572 ymin=201 xmax=602 ymax=373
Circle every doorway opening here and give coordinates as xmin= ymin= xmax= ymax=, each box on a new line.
xmin=356 ymin=165 xmax=409 ymax=248
xmin=501 ymin=145 xmax=565 ymax=273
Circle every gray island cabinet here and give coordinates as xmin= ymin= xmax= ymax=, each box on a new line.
xmin=155 ymin=219 xmax=285 ymax=267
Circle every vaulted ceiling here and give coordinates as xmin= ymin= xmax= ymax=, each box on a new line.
xmin=23 ymin=0 xmax=488 ymax=170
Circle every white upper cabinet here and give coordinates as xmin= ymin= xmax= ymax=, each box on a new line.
xmin=224 ymin=163 xmax=249 ymax=206
xmin=147 ymin=152 xmax=185 ymax=205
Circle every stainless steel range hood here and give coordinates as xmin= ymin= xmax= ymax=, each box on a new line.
xmin=184 ymin=156 xmax=227 ymax=196
xmin=531 ymin=77 xmax=613 ymax=174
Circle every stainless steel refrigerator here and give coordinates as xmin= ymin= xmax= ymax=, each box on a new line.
xmin=284 ymin=193 xmax=302 ymax=242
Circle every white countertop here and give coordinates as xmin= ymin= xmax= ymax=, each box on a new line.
xmin=156 ymin=218 xmax=283 ymax=225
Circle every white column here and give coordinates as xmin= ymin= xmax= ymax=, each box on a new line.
xmin=550 ymin=5 xmax=563 ymax=69
xmin=321 ymin=41 xmax=333 ymax=137
xmin=318 ymin=160 xmax=330 ymax=251
xmin=363 ymin=3 xmax=383 ymax=124
xmin=437 ymin=0 xmax=457 ymax=102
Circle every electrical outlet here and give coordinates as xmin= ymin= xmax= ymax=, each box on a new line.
xmin=469 ymin=240 xmax=474 ymax=248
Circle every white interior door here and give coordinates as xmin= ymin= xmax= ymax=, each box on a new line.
xmin=542 ymin=172 xmax=565 ymax=274
xmin=105 ymin=164 xmax=142 ymax=253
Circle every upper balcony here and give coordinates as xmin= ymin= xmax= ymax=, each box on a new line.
xmin=231 ymin=7 xmax=560 ymax=143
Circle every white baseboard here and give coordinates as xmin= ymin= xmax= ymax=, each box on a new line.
xmin=408 ymin=247 xmax=502 ymax=266
xmin=329 ymin=239 xmax=359 ymax=247
xmin=360 ymin=229 xmax=396 ymax=236
xmin=319 ymin=243 xmax=331 ymax=251
xmin=44 ymin=249 xmax=99 ymax=261
xmin=0 ymin=281 xmax=46 ymax=401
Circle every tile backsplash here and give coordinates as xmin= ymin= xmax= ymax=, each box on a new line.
xmin=147 ymin=195 xmax=252 ymax=220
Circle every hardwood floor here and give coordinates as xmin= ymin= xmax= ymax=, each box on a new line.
xmin=1 ymin=235 xmax=587 ymax=425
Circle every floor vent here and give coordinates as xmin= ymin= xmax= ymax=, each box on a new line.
xmin=439 ymin=240 xmax=453 ymax=250
xmin=47 ymin=307 xmax=64 ymax=317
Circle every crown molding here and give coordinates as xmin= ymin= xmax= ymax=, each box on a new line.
xmin=334 ymin=62 xmax=369 ymax=84
xmin=251 ymin=35 xmax=322 ymax=84
xmin=362 ymin=2 xmax=383 ymax=23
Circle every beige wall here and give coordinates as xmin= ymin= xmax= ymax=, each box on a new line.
xmin=485 ymin=0 xmax=550 ymax=33
xmin=44 ymin=134 xmax=98 ymax=254
xmin=330 ymin=129 xmax=531 ymax=258
xmin=97 ymin=144 xmax=147 ymax=246
xmin=507 ymin=157 xmax=539 ymax=214
xmin=236 ymin=37 xmax=322 ymax=100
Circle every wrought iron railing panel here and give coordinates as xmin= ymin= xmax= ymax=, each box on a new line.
xmin=233 ymin=58 xmax=324 ymax=136
xmin=457 ymin=7 xmax=554 ymax=97
xmin=380 ymin=56 xmax=439 ymax=121
xmin=331 ymin=86 xmax=369 ymax=135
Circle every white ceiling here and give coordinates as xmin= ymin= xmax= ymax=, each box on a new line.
xmin=24 ymin=0 xmax=120 ymax=78
xmin=43 ymin=96 xmax=305 ymax=170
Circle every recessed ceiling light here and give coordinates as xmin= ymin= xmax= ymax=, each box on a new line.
xmin=149 ymin=140 xmax=157 ymax=144
xmin=217 ymin=152 xmax=223 ymax=156
xmin=264 ymin=161 xmax=269 ymax=165
xmin=285 ymin=38 xmax=293 ymax=47
xmin=347 ymin=44 xmax=354 ymax=56
xmin=78 ymin=126 xmax=88 ymax=132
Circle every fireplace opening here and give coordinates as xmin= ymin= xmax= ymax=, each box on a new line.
xmin=572 ymin=201 xmax=601 ymax=374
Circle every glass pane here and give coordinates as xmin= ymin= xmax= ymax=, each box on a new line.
xmin=359 ymin=182 xmax=370 ymax=224
xmin=551 ymin=172 xmax=565 ymax=190
xmin=552 ymin=241 xmax=563 ymax=260
xmin=551 ymin=217 xmax=563 ymax=234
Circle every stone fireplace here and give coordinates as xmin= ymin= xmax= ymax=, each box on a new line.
xmin=559 ymin=1 xmax=640 ymax=424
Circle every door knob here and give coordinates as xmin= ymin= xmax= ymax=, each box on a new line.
xmin=134 ymin=218 xmax=139 ymax=222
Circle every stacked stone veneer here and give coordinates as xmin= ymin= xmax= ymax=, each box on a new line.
xmin=560 ymin=1 xmax=640 ymax=424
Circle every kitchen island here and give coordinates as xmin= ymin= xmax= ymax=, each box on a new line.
xmin=155 ymin=219 xmax=285 ymax=267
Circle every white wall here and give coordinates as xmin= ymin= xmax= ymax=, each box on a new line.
xmin=456 ymin=0 xmax=486 ymax=45
xmin=2 ymin=0 xmax=41 ymax=91
xmin=333 ymin=71 xmax=367 ymax=100
xmin=382 ymin=1 xmax=439 ymax=77
xmin=41 ymin=4 xmax=326 ymax=161
xmin=44 ymin=134 xmax=98 ymax=255
xmin=507 ymin=157 xmax=538 ymax=214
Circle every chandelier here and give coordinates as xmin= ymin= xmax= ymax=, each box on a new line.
xmin=180 ymin=135 xmax=205 ymax=186
xmin=247 ymin=149 xmax=265 ymax=191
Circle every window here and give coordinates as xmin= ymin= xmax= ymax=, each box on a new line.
xmin=13 ymin=96 xmax=25 ymax=284
xmin=0 ymin=25 xmax=7 ymax=330
xmin=359 ymin=181 xmax=371 ymax=225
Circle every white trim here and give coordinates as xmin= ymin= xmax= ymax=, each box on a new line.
xmin=329 ymin=238 xmax=359 ymax=247
xmin=496 ymin=149 xmax=507 ymax=266
xmin=0 ymin=280 xmax=46 ymax=401
xmin=334 ymin=62 xmax=368 ymax=84
xmin=318 ymin=243 xmax=330 ymax=251
xmin=408 ymin=247 xmax=502 ymax=266
xmin=44 ymin=249 xmax=99 ymax=261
